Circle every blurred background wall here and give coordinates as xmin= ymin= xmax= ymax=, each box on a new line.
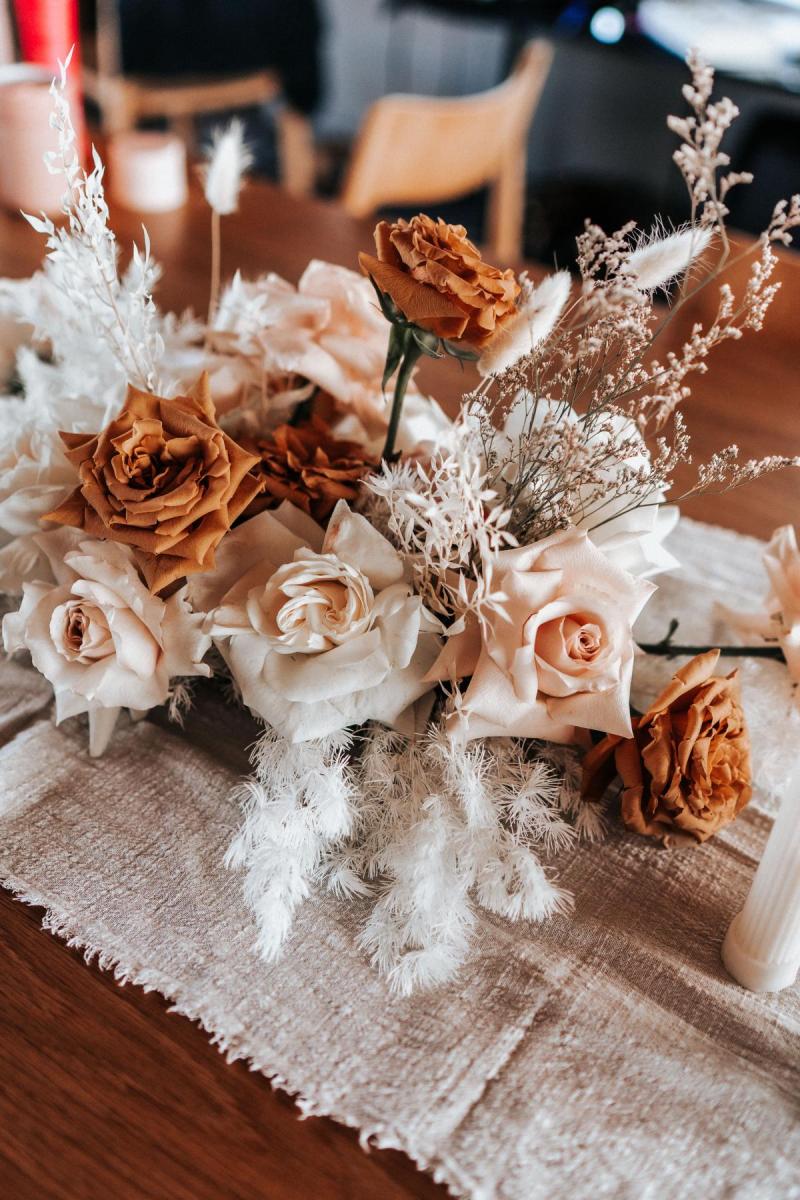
xmin=312 ymin=0 xmax=800 ymax=260
xmin=1 ymin=0 xmax=798 ymax=266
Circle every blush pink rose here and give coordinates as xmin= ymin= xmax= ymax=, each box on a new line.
xmin=2 ymin=527 xmax=211 ymax=755
xmin=427 ymin=526 xmax=655 ymax=743
xmin=202 ymin=262 xmax=454 ymax=457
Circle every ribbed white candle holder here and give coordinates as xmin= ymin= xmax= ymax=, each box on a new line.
xmin=722 ymin=775 xmax=800 ymax=993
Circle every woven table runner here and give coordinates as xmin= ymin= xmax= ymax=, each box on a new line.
xmin=1 ymin=518 xmax=798 ymax=1200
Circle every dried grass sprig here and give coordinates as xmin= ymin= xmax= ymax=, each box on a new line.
xmin=407 ymin=51 xmax=800 ymax=571
xmin=22 ymin=52 xmax=163 ymax=393
xmin=202 ymin=119 xmax=254 ymax=325
xmin=366 ymin=417 xmax=516 ymax=625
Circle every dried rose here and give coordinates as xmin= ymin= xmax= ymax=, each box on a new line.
xmin=358 ymin=215 xmax=519 ymax=349
xmin=244 ymin=416 xmax=375 ymax=522
xmin=43 ymin=373 xmax=262 ymax=594
xmin=582 ymin=649 xmax=752 ymax=845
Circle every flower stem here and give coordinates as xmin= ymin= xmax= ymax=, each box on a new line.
xmin=639 ymin=642 xmax=786 ymax=663
xmin=207 ymin=208 xmax=221 ymax=328
xmin=382 ymin=337 xmax=423 ymax=462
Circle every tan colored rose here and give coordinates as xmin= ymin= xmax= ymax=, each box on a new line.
xmin=243 ymin=415 xmax=375 ymax=522
xmin=582 ymin=650 xmax=752 ymax=846
xmin=43 ymin=373 xmax=262 ymax=593
xmin=358 ymin=215 xmax=519 ymax=349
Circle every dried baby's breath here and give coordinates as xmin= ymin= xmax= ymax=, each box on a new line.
xmin=369 ymin=51 xmax=799 ymax=610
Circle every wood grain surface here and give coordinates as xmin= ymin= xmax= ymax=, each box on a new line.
xmin=0 ymin=180 xmax=797 ymax=1200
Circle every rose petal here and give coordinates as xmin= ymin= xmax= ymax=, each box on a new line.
xmin=323 ymin=501 xmax=404 ymax=590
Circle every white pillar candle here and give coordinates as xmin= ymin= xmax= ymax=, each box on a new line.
xmin=108 ymin=131 xmax=188 ymax=213
xmin=722 ymin=772 xmax=800 ymax=992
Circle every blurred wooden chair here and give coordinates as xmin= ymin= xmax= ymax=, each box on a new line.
xmin=341 ymin=40 xmax=554 ymax=261
xmin=81 ymin=0 xmax=315 ymax=195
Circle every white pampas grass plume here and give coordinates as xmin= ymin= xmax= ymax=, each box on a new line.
xmin=624 ymin=225 xmax=713 ymax=292
xmin=202 ymin=119 xmax=253 ymax=215
xmin=225 ymin=726 xmax=356 ymax=962
xmin=478 ymin=269 xmax=571 ymax=376
xmin=203 ymin=119 xmax=253 ymax=324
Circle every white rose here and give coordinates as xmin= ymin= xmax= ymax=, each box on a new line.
xmin=499 ymin=395 xmax=679 ymax=578
xmin=0 ymin=402 xmax=76 ymax=540
xmin=576 ymin=410 xmax=679 ymax=578
xmin=720 ymin=524 xmax=800 ymax=691
xmin=193 ymin=499 xmax=442 ymax=742
xmin=2 ymin=528 xmax=211 ymax=755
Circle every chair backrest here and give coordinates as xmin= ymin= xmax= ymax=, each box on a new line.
xmin=341 ymin=39 xmax=553 ymax=260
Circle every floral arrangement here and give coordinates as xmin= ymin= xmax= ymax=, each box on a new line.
xmin=1 ymin=54 xmax=798 ymax=992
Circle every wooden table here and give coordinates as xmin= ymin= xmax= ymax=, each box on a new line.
xmin=0 ymin=181 xmax=798 ymax=1200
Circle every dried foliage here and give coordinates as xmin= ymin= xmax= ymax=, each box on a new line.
xmin=365 ymin=53 xmax=799 ymax=626
xmin=19 ymin=52 xmax=163 ymax=395
xmin=3 ymin=53 xmax=797 ymax=994
xmin=367 ymin=417 xmax=516 ymax=626
xmin=232 ymin=721 xmax=592 ymax=993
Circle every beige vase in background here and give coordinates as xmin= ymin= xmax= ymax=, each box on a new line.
xmin=0 ymin=65 xmax=66 ymax=217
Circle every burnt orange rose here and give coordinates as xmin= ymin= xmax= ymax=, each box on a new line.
xmin=582 ymin=649 xmax=752 ymax=846
xmin=43 ymin=374 xmax=262 ymax=593
xmin=358 ymin=215 xmax=519 ymax=349
xmin=244 ymin=416 xmax=375 ymax=522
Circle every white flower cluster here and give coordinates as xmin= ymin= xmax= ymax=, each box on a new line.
xmin=230 ymin=723 xmax=596 ymax=994
xmin=1 ymin=51 xmax=797 ymax=991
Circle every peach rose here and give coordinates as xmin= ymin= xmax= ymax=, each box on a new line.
xmin=359 ymin=215 xmax=519 ymax=349
xmin=582 ymin=650 xmax=752 ymax=845
xmin=427 ymin=526 xmax=654 ymax=743
xmin=191 ymin=263 xmax=454 ymax=458
xmin=43 ymin=373 xmax=262 ymax=594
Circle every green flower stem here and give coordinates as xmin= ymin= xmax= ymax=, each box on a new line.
xmin=382 ymin=333 xmax=424 ymax=462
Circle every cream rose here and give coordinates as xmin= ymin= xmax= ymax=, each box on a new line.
xmin=257 ymin=555 xmax=375 ymax=652
xmin=192 ymin=263 xmax=454 ymax=459
xmin=0 ymin=403 xmax=77 ymax=542
xmin=497 ymin=397 xmax=678 ymax=578
xmin=0 ymin=368 xmax=132 ymax=594
xmin=427 ymin=526 xmax=654 ymax=742
xmin=192 ymin=499 xmax=442 ymax=742
xmin=2 ymin=528 xmax=211 ymax=755
xmin=720 ymin=524 xmax=800 ymax=690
